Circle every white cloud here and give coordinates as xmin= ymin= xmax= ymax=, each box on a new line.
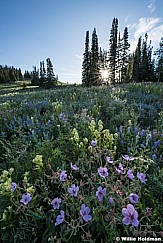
xmin=75 ymin=54 xmax=83 ymax=60
xmin=129 ymin=17 xmax=163 ymax=52
xmin=148 ymin=0 xmax=156 ymax=13
xmin=125 ymin=15 xmax=131 ymax=23
xmin=134 ymin=17 xmax=161 ymax=39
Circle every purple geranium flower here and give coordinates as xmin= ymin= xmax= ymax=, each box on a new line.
xmin=137 ymin=172 xmax=147 ymax=183
xmin=55 ymin=210 xmax=65 ymax=226
xmin=116 ymin=163 xmax=125 ymax=174
xmin=98 ymin=166 xmax=108 ymax=177
xmin=11 ymin=182 xmax=17 ymax=192
xmin=70 ymin=163 xmax=79 ymax=171
xmin=20 ymin=193 xmax=32 ymax=205
xmin=91 ymin=140 xmax=97 ymax=146
xmin=60 ymin=171 xmax=67 ymax=182
xmin=122 ymin=155 xmax=134 ymax=161
xmin=51 ymin=197 xmax=62 ymax=209
xmin=127 ymin=169 xmax=134 ymax=180
xmin=80 ymin=204 xmax=92 ymax=222
xmin=106 ymin=156 xmax=114 ymax=164
xmin=96 ymin=186 xmax=106 ymax=202
xmin=109 ymin=197 xmax=114 ymax=204
xmin=122 ymin=204 xmax=139 ymax=227
xmin=68 ymin=184 xmax=79 ymax=197
xmin=154 ymin=140 xmax=161 ymax=149
xmin=129 ymin=193 xmax=139 ymax=204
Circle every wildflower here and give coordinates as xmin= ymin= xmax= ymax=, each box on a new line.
xmin=116 ymin=163 xmax=125 ymax=174
xmin=109 ymin=197 xmax=114 ymax=204
xmin=51 ymin=197 xmax=62 ymax=209
xmin=140 ymin=130 xmax=146 ymax=137
xmin=80 ymin=204 xmax=92 ymax=222
xmin=98 ymin=166 xmax=108 ymax=177
xmin=127 ymin=169 xmax=134 ymax=180
xmin=129 ymin=193 xmax=139 ymax=204
xmin=106 ymin=156 xmax=114 ymax=164
xmin=55 ymin=210 xmax=65 ymax=226
xmin=122 ymin=155 xmax=134 ymax=161
xmin=134 ymin=127 xmax=139 ymax=134
xmin=68 ymin=184 xmax=79 ymax=197
xmin=137 ymin=172 xmax=147 ymax=183
xmin=60 ymin=171 xmax=67 ymax=182
xmin=91 ymin=140 xmax=97 ymax=146
xmin=154 ymin=140 xmax=161 ymax=149
xmin=96 ymin=186 xmax=106 ymax=202
xmin=152 ymin=154 xmax=157 ymax=160
xmin=11 ymin=182 xmax=17 ymax=192
xmin=122 ymin=204 xmax=139 ymax=227
xmin=119 ymin=125 xmax=123 ymax=133
xmin=20 ymin=193 xmax=32 ymax=205
xmin=70 ymin=163 xmax=79 ymax=171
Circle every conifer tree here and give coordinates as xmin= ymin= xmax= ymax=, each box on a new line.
xmin=116 ymin=32 xmax=123 ymax=83
xmin=108 ymin=18 xmax=118 ymax=84
xmin=121 ymin=27 xmax=130 ymax=82
xmin=39 ymin=61 xmax=46 ymax=86
xmin=155 ymin=37 xmax=163 ymax=82
xmin=46 ymin=58 xmax=56 ymax=87
xmin=133 ymin=37 xmax=142 ymax=82
xmin=31 ymin=66 xmax=39 ymax=85
xmin=89 ymin=28 xmax=100 ymax=86
xmin=82 ymin=31 xmax=90 ymax=86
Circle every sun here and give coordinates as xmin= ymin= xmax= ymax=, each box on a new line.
xmin=100 ymin=69 xmax=109 ymax=81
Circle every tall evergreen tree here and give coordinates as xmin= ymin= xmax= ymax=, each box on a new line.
xmin=31 ymin=66 xmax=39 ymax=85
xmin=133 ymin=37 xmax=142 ymax=82
xmin=121 ymin=27 xmax=130 ymax=82
xmin=46 ymin=58 xmax=56 ymax=87
xmin=82 ymin=31 xmax=90 ymax=86
xmin=116 ymin=32 xmax=123 ymax=83
xmin=141 ymin=33 xmax=149 ymax=82
xmin=155 ymin=37 xmax=163 ymax=82
xmin=89 ymin=28 xmax=100 ymax=86
xmin=108 ymin=18 xmax=118 ymax=84
xmin=39 ymin=61 xmax=46 ymax=86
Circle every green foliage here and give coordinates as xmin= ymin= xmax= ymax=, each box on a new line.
xmin=0 ymin=83 xmax=162 ymax=242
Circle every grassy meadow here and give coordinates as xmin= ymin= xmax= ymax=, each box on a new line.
xmin=0 ymin=82 xmax=163 ymax=242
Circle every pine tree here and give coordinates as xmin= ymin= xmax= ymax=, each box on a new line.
xmin=82 ymin=31 xmax=90 ymax=86
xmin=39 ymin=61 xmax=46 ymax=86
xmin=46 ymin=58 xmax=56 ymax=87
xmin=121 ymin=27 xmax=130 ymax=82
xmin=133 ymin=37 xmax=142 ymax=82
xmin=127 ymin=53 xmax=134 ymax=82
xmin=89 ymin=28 xmax=100 ymax=86
xmin=141 ymin=33 xmax=148 ymax=82
xmin=155 ymin=37 xmax=163 ymax=82
xmin=31 ymin=66 xmax=39 ymax=85
xmin=116 ymin=32 xmax=123 ymax=83
xmin=141 ymin=34 xmax=154 ymax=82
xmin=108 ymin=18 xmax=118 ymax=84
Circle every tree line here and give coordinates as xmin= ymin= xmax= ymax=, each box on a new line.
xmin=0 ymin=65 xmax=23 ymax=83
xmin=31 ymin=58 xmax=58 ymax=87
xmin=82 ymin=17 xmax=163 ymax=86
xmin=0 ymin=57 xmax=58 ymax=87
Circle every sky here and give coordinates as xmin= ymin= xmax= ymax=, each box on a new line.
xmin=0 ymin=0 xmax=163 ymax=84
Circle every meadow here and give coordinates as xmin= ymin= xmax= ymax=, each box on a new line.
xmin=0 ymin=82 xmax=163 ymax=243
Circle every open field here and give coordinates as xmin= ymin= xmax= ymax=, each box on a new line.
xmin=0 ymin=82 xmax=163 ymax=242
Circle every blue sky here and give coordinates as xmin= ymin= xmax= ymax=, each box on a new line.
xmin=0 ymin=0 xmax=163 ymax=84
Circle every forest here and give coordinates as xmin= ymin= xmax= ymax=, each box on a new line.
xmin=0 ymin=18 xmax=163 ymax=86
